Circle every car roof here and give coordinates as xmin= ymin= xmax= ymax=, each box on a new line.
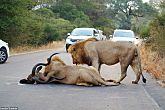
xmin=74 ymin=28 xmax=96 ymax=31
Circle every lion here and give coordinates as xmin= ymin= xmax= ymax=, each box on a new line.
xmin=68 ymin=39 xmax=146 ymax=84
xmin=20 ymin=53 xmax=118 ymax=86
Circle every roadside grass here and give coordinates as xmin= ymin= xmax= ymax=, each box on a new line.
xmin=140 ymin=44 xmax=165 ymax=87
xmin=10 ymin=40 xmax=65 ymax=55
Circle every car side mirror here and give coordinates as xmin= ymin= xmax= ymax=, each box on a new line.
xmin=67 ymin=33 xmax=71 ymax=36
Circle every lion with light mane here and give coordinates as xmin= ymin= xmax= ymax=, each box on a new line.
xmin=68 ymin=38 xmax=146 ymax=84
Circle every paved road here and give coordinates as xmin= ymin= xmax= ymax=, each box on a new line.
xmin=0 ymin=48 xmax=165 ymax=110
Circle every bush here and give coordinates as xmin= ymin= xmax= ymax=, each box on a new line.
xmin=149 ymin=13 xmax=165 ymax=52
xmin=44 ymin=18 xmax=75 ymax=40
xmin=139 ymin=26 xmax=150 ymax=39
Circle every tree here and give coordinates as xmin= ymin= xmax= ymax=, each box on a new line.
xmin=159 ymin=0 xmax=165 ymax=12
xmin=148 ymin=0 xmax=165 ymax=52
xmin=51 ymin=0 xmax=112 ymax=34
xmin=0 ymin=0 xmax=33 ymax=46
xmin=43 ymin=18 xmax=75 ymax=41
xmin=0 ymin=0 xmax=159 ymax=48
xmin=105 ymin=0 xmax=157 ymax=29
xmin=0 ymin=0 xmax=64 ymax=47
xmin=51 ymin=1 xmax=81 ymax=21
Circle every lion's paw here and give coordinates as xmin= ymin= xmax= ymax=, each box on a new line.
xmin=132 ymin=81 xmax=138 ymax=84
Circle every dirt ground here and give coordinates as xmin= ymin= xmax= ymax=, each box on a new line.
xmin=10 ymin=41 xmax=65 ymax=55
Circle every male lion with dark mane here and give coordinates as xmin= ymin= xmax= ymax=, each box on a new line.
xmin=68 ymin=38 xmax=146 ymax=84
xmin=20 ymin=53 xmax=118 ymax=86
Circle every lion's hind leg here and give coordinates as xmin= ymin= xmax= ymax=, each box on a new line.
xmin=89 ymin=72 xmax=119 ymax=86
xmin=78 ymin=70 xmax=101 ymax=86
xmin=97 ymin=78 xmax=120 ymax=86
xmin=130 ymin=58 xmax=141 ymax=84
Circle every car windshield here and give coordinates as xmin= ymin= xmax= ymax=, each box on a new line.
xmin=113 ymin=31 xmax=134 ymax=38
xmin=71 ymin=29 xmax=93 ymax=36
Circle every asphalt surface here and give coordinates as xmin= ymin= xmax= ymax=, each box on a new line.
xmin=0 ymin=48 xmax=165 ymax=110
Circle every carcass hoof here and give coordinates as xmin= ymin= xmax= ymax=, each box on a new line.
xmin=19 ymin=79 xmax=35 ymax=84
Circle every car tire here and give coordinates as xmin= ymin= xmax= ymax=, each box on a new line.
xmin=66 ymin=44 xmax=71 ymax=52
xmin=0 ymin=48 xmax=8 ymax=64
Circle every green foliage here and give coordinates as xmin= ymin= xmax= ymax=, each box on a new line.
xmin=52 ymin=1 xmax=79 ymax=21
xmin=51 ymin=0 xmax=114 ymax=36
xmin=0 ymin=0 xmax=29 ymax=42
xmin=139 ymin=25 xmax=150 ymax=39
xmin=0 ymin=0 xmax=160 ymax=48
xmin=34 ymin=8 xmax=57 ymax=18
xmin=73 ymin=12 xmax=91 ymax=27
xmin=44 ymin=18 xmax=75 ymax=41
xmin=94 ymin=17 xmax=115 ymax=36
xmin=106 ymin=0 xmax=157 ymax=29
xmin=0 ymin=0 xmax=74 ymax=47
xmin=142 ymin=0 xmax=165 ymax=53
xmin=149 ymin=13 xmax=165 ymax=51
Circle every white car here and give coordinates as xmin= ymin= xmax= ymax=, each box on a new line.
xmin=0 ymin=39 xmax=9 ymax=64
xmin=111 ymin=29 xmax=139 ymax=45
xmin=65 ymin=28 xmax=104 ymax=51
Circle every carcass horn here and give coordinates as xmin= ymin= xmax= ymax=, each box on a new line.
xmin=31 ymin=52 xmax=60 ymax=76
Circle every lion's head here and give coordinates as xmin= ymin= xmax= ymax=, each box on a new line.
xmin=68 ymin=38 xmax=97 ymax=65
xmin=44 ymin=56 xmax=66 ymax=75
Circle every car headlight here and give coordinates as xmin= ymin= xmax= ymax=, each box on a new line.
xmin=66 ymin=38 xmax=80 ymax=42
xmin=67 ymin=38 xmax=75 ymax=42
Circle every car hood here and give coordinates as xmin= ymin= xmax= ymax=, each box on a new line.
xmin=0 ymin=40 xmax=8 ymax=46
xmin=112 ymin=37 xmax=136 ymax=42
xmin=67 ymin=35 xmax=94 ymax=40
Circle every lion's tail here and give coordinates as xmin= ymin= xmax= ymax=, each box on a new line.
xmin=142 ymin=73 xmax=146 ymax=83
xmin=136 ymin=47 xmax=146 ymax=83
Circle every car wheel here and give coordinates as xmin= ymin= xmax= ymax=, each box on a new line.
xmin=0 ymin=48 xmax=8 ymax=64
xmin=66 ymin=44 xmax=71 ymax=52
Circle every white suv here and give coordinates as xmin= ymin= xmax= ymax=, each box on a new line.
xmin=0 ymin=39 xmax=9 ymax=64
xmin=65 ymin=28 xmax=105 ymax=51
xmin=111 ymin=29 xmax=139 ymax=45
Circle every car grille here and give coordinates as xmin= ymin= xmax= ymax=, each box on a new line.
xmin=70 ymin=39 xmax=82 ymax=42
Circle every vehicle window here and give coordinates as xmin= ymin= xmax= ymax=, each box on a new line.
xmin=71 ymin=29 xmax=93 ymax=36
xmin=113 ymin=31 xmax=134 ymax=38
